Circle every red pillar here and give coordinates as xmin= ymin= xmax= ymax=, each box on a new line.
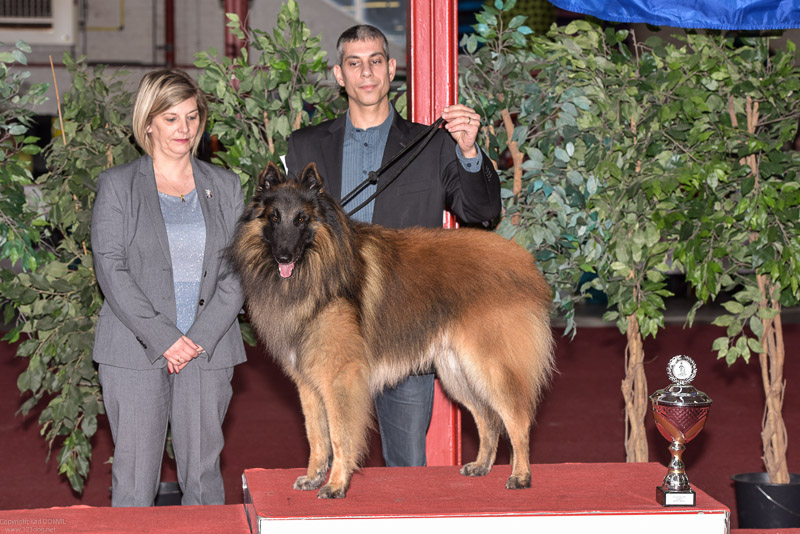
xmin=407 ymin=0 xmax=462 ymax=467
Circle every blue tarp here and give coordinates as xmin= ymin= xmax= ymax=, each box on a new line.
xmin=548 ymin=0 xmax=800 ymax=30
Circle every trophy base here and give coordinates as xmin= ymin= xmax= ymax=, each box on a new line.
xmin=656 ymin=486 xmax=696 ymax=507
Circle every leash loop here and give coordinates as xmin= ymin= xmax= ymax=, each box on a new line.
xmin=343 ymin=116 xmax=445 ymax=217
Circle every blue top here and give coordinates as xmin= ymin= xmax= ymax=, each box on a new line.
xmin=158 ymin=188 xmax=206 ymax=334
xmin=341 ymin=107 xmax=483 ymax=223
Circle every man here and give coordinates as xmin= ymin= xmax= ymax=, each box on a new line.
xmin=286 ymin=24 xmax=501 ymax=467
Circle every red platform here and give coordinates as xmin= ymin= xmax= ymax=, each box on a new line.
xmin=0 ymin=503 xmax=250 ymax=533
xmin=243 ymin=462 xmax=730 ymax=533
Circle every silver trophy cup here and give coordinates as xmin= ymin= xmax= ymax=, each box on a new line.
xmin=650 ymin=355 xmax=712 ymax=507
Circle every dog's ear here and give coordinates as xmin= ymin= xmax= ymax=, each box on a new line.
xmin=256 ymin=161 xmax=284 ymax=193
xmin=298 ymin=163 xmax=325 ymax=192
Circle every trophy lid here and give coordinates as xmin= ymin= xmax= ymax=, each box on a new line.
xmin=650 ymin=355 xmax=712 ymax=407
xmin=650 ymin=384 xmax=712 ymax=407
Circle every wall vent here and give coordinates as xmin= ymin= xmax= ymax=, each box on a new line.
xmin=0 ymin=0 xmax=76 ymax=45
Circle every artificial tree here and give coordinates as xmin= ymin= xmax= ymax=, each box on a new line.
xmin=670 ymin=34 xmax=800 ymax=485
xmin=2 ymin=52 xmax=138 ymax=492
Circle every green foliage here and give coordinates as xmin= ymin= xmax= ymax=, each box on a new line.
xmin=667 ymin=35 xmax=800 ymax=366
xmin=0 ymin=41 xmax=49 ymax=273
xmin=1 ymin=52 xmax=139 ymax=493
xmin=543 ymin=21 xmax=685 ymax=341
xmin=460 ymin=4 xmax=602 ymax=337
xmin=464 ymin=7 xmax=800 ymax=358
xmin=195 ymin=0 xmax=345 ymax=199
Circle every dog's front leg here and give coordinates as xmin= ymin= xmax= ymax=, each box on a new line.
xmin=293 ymin=380 xmax=331 ymax=491
xmin=315 ymin=359 xmax=371 ymax=499
xmin=302 ymin=300 xmax=371 ymax=499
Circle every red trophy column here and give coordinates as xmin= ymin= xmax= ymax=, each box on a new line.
xmin=406 ymin=0 xmax=462 ymax=467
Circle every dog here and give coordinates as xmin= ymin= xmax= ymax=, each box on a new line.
xmin=229 ymin=162 xmax=554 ymax=498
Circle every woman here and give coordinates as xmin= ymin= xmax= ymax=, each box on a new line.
xmin=91 ymin=69 xmax=246 ymax=507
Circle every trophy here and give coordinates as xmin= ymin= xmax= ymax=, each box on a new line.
xmin=650 ymin=355 xmax=712 ymax=506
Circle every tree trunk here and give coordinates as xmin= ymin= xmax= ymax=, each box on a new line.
xmin=758 ymin=276 xmax=790 ymax=484
xmin=501 ymin=108 xmax=524 ymax=226
xmin=733 ymin=95 xmax=790 ymax=484
xmin=622 ymin=313 xmax=649 ymax=462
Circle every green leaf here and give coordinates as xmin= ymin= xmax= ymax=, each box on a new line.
xmin=509 ymin=15 xmax=527 ymax=29
xmin=711 ymin=336 xmax=729 ymax=351
xmin=711 ymin=315 xmax=734 ymax=327
xmin=721 ymin=300 xmax=744 ymax=314
xmin=747 ymin=337 xmax=764 ymax=354
xmin=757 ymin=307 xmax=780 ymax=320
xmin=749 ymin=315 xmax=763 ymax=338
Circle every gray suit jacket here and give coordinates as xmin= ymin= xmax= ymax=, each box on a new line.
xmin=91 ymin=155 xmax=246 ymax=370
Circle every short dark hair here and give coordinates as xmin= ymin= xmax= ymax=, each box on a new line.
xmin=336 ymin=24 xmax=390 ymax=66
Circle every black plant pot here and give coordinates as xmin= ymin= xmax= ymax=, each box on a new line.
xmin=732 ymin=472 xmax=800 ymax=528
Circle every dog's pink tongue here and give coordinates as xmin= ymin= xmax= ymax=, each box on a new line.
xmin=278 ymin=262 xmax=295 ymax=278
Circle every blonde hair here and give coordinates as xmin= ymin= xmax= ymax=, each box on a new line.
xmin=132 ymin=69 xmax=208 ymax=157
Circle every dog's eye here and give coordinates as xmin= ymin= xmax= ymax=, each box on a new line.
xmin=269 ymin=213 xmax=279 ymax=223
xmin=297 ymin=215 xmax=306 ymax=224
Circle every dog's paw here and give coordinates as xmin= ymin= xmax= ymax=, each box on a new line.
xmin=317 ymin=484 xmax=347 ymax=499
xmin=504 ymin=474 xmax=531 ymax=490
xmin=460 ymin=462 xmax=491 ymax=477
xmin=293 ymin=475 xmax=325 ymax=491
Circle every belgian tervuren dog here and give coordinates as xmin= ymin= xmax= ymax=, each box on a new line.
xmin=229 ymin=162 xmax=554 ymax=498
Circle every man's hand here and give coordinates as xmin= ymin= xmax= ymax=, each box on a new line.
xmin=442 ymin=104 xmax=481 ymax=158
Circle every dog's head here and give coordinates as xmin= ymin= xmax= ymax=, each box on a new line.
xmin=241 ymin=162 xmax=327 ymax=279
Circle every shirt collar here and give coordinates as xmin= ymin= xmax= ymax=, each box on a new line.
xmin=345 ymin=106 xmax=395 ymax=136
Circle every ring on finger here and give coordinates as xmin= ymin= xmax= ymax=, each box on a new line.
xmin=467 ymin=116 xmax=472 ymax=124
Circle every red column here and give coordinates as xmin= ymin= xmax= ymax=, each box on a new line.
xmin=407 ymin=0 xmax=462 ymax=467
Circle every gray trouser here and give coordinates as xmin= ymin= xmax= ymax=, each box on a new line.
xmin=98 ymin=362 xmax=234 ymax=506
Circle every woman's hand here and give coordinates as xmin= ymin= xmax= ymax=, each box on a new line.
xmin=164 ymin=335 xmax=204 ymax=374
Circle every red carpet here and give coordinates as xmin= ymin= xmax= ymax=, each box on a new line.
xmin=0 ymin=504 xmax=249 ymax=533
xmin=1 ymin=323 xmax=799 ymax=531
xmin=244 ymin=463 xmax=725 ymax=515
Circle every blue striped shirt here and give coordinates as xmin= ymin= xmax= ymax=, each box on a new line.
xmin=341 ymin=107 xmax=483 ymax=223
xmin=342 ymin=108 xmax=394 ymax=223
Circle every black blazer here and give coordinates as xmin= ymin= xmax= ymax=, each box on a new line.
xmin=286 ymin=110 xmax=501 ymax=229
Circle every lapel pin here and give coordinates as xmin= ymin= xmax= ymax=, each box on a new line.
xmin=205 ymin=189 xmax=213 ymax=199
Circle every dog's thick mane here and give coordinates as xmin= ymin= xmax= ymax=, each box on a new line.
xmin=228 ymin=163 xmax=363 ymax=353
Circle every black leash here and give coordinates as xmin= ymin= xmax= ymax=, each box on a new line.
xmin=342 ymin=116 xmax=445 ymax=217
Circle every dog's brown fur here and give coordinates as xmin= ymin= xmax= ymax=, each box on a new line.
xmin=229 ymin=162 xmax=554 ymax=498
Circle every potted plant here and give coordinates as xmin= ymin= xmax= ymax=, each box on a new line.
xmin=670 ymin=35 xmax=800 ymax=528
